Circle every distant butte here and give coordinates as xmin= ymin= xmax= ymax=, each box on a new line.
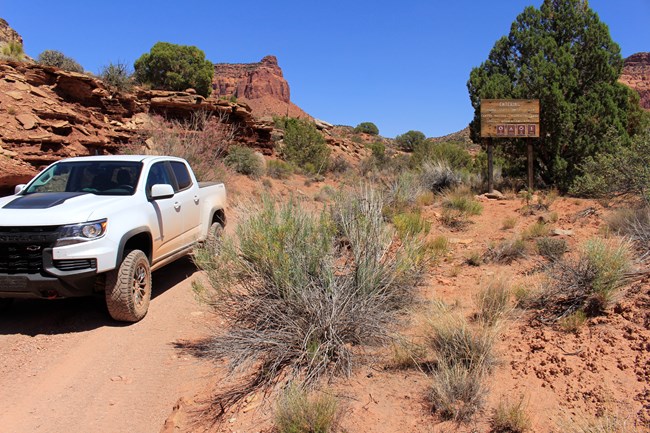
xmin=212 ymin=55 xmax=310 ymax=119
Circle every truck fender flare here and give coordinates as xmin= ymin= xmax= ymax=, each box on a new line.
xmin=117 ymin=227 xmax=153 ymax=265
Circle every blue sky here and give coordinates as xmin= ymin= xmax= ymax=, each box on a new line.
xmin=3 ymin=0 xmax=648 ymax=138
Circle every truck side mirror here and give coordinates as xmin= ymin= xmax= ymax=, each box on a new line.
xmin=14 ymin=184 xmax=26 ymax=195
xmin=150 ymin=183 xmax=174 ymax=200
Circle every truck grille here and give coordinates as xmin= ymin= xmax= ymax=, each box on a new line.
xmin=0 ymin=226 xmax=60 ymax=274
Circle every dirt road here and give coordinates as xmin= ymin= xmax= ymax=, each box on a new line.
xmin=0 ymin=257 xmax=213 ymax=433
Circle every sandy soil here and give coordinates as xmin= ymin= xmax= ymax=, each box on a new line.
xmin=2 ymin=174 xmax=648 ymax=433
xmin=166 ymin=180 xmax=650 ymax=433
xmin=0 ymin=258 xmax=213 ymax=433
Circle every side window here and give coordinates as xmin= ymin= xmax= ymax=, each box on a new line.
xmin=170 ymin=161 xmax=192 ymax=192
xmin=146 ymin=162 xmax=174 ymax=196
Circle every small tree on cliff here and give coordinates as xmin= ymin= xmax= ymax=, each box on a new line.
xmin=395 ymin=130 xmax=426 ymax=152
xmin=354 ymin=122 xmax=379 ymax=135
xmin=134 ymin=42 xmax=213 ymax=97
xmin=467 ymin=0 xmax=646 ymax=190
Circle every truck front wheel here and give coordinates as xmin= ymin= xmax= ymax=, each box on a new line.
xmin=105 ymin=250 xmax=152 ymax=322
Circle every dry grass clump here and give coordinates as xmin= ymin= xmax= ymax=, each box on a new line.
xmin=607 ymin=207 xmax=650 ymax=260
xmin=555 ymin=411 xmax=638 ymax=433
xmin=133 ymin=111 xmax=235 ymax=182
xmin=274 ymin=385 xmax=340 ymax=433
xmin=475 ymin=277 xmax=511 ymax=326
xmin=389 ymin=336 xmax=428 ymax=370
xmin=536 ymin=237 xmax=567 ymax=261
xmin=521 ymin=220 xmax=550 ymax=240
xmin=190 ymin=187 xmax=430 ymax=420
xmin=427 ymin=306 xmax=498 ymax=421
xmin=393 ymin=211 xmax=432 ymax=238
xmin=502 ymin=217 xmax=518 ymax=230
xmin=420 ymin=161 xmax=462 ymax=192
xmin=442 ymin=187 xmax=483 ymax=216
xmin=491 ymin=396 xmax=532 ymax=433
xmin=484 ymin=238 xmax=526 ymax=264
xmin=527 ymin=238 xmax=632 ymax=323
xmin=384 ymin=170 xmax=425 ymax=217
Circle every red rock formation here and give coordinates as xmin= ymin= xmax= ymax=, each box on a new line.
xmin=212 ymin=55 xmax=310 ymax=119
xmin=0 ymin=61 xmax=275 ymax=194
xmin=0 ymin=18 xmax=22 ymax=45
xmin=620 ymin=52 xmax=650 ymax=110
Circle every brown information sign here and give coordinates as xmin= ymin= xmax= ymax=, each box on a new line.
xmin=481 ymin=99 xmax=540 ymax=138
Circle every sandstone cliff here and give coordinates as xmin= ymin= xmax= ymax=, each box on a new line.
xmin=0 ymin=18 xmax=22 ymax=46
xmin=212 ymin=55 xmax=309 ymax=119
xmin=0 ymin=61 xmax=274 ymax=194
xmin=620 ymin=52 xmax=650 ymax=110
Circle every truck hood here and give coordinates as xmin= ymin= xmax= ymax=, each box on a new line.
xmin=0 ymin=192 xmax=129 ymax=226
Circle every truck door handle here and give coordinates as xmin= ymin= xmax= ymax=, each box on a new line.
xmin=174 ymin=202 xmax=181 ymax=210
xmin=194 ymin=195 xmax=199 ymax=204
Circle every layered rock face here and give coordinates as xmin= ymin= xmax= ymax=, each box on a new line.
xmin=214 ymin=55 xmax=290 ymax=102
xmin=0 ymin=18 xmax=22 ymax=45
xmin=0 ymin=61 xmax=274 ymax=194
xmin=620 ymin=52 xmax=650 ymax=110
xmin=212 ymin=55 xmax=309 ymax=118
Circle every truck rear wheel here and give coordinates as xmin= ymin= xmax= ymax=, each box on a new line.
xmin=105 ymin=250 xmax=151 ymax=322
xmin=206 ymin=222 xmax=223 ymax=254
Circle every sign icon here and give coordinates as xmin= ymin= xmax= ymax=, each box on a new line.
xmin=507 ymin=125 xmax=516 ymax=136
xmin=496 ymin=125 xmax=505 ymax=136
xmin=528 ymin=124 xmax=536 ymax=135
xmin=517 ymin=125 xmax=526 ymax=136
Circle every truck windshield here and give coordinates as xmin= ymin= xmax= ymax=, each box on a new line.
xmin=24 ymin=161 xmax=143 ymax=196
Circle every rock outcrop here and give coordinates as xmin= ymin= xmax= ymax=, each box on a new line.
xmin=0 ymin=18 xmax=22 ymax=46
xmin=0 ymin=61 xmax=275 ymax=194
xmin=620 ymin=52 xmax=650 ymax=110
xmin=212 ymin=55 xmax=309 ymax=119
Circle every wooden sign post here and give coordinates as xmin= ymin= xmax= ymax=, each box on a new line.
xmin=480 ymin=99 xmax=540 ymax=192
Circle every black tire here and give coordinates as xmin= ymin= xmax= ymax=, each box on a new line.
xmin=205 ymin=222 xmax=224 ymax=254
xmin=0 ymin=298 xmax=13 ymax=311
xmin=105 ymin=250 xmax=152 ymax=322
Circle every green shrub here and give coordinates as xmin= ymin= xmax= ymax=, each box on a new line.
xmin=224 ymin=145 xmax=264 ymax=178
xmin=1 ymin=41 xmax=25 ymax=61
xmin=353 ymin=121 xmax=379 ymax=135
xmin=274 ymin=386 xmax=340 ymax=433
xmin=280 ymin=118 xmax=330 ymax=174
xmin=393 ymin=211 xmax=432 ymax=238
xmin=412 ymin=141 xmax=474 ymax=170
xmin=191 ymin=188 xmax=429 ymax=418
xmin=571 ymin=128 xmax=650 ymax=204
xmin=267 ymin=159 xmax=294 ymax=179
xmin=536 ymin=237 xmax=567 ymax=261
xmin=530 ymin=238 xmax=631 ymax=321
xmin=99 ymin=62 xmax=133 ymax=92
xmin=442 ymin=189 xmax=483 ymax=216
xmin=134 ymin=42 xmax=213 ymax=97
xmin=395 ymin=130 xmax=426 ymax=152
xmin=37 ymin=49 xmax=83 ymax=72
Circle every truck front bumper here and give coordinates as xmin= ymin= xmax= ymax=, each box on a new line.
xmin=0 ymin=249 xmax=99 ymax=299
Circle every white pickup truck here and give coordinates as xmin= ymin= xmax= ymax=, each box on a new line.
xmin=0 ymin=155 xmax=226 ymax=322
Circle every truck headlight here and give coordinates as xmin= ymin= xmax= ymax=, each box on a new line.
xmin=56 ymin=219 xmax=108 ymax=246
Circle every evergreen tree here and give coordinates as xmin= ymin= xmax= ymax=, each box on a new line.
xmin=134 ymin=42 xmax=214 ymax=97
xmin=467 ymin=0 xmax=646 ymax=189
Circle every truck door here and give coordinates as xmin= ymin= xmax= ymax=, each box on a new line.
xmin=146 ymin=162 xmax=184 ymax=260
xmin=169 ymin=161 xmax=201 ymax=244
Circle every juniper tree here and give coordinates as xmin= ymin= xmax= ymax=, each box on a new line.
xmin=467 ymin=0 xmax=646 ymax=190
